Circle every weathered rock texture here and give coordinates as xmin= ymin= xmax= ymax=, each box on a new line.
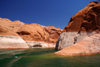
xmin=44 ymin=26 xmax=62 ymax=43
xmin=0 ymin=18 xmax=62 ymax=48
xmin=0 ymin=18 xmax=24 ymax=36
xmin=55 ymin=33 xmax=100 ymax=56
xmin=55 ymin=1 xmax=100 ymax=50
xmin=17 ymin=23 xmax=62 ymax=43
xmin=55 ymin=32 xmax=78 ymax=50
xmin=63 ymin=1 xmax=100 ymax=32
xmin=26 ymin=41 xmax=55 ymax=48
xmin=0 ymin=35 xmax=29 ymax=49
xmin=0 ymin=18 xmax=29 ymax=49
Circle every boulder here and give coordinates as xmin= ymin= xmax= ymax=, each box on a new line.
xmin=55 ymin=33 xmax=100 ymax=56
xmin=55 ymin=32 xmax=78 ymax=50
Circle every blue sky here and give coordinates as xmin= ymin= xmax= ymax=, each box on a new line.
xmin=0 ymin=0 xmax=97 ymax=29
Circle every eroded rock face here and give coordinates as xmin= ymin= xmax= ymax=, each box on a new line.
xmin=0 ymin=18 xmax=62 ymax=44
xmin=0 ymin=18 xmax=62 ymax=48
xmin=55 ymin=1 xmax=100 ymax=50
xmin=0 ymin=35 xmax=29 ymax=49
xmin=63 ymin=1 xmax=100 ymax=32
xmin=17 ymin=24 xmax=62 ymax=44
xmin=55 ymin=32 xmax=78 ymax=50
xmin=44 ymin=26 xmax=62 ymax=43
xmin=0 ymin=18 xmax=24 ymax=36
xmin=26 ymin=41 xmax=55 ymax=48
xmin=55 ymin=33 xmax=100 ymax=56
xmin=0 ymin=18 xmax=30 ymax=49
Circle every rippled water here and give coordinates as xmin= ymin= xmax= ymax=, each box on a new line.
xmin=0 ymin=48 xmax=100 ymax=67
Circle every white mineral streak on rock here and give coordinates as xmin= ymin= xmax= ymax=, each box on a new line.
xmin=26 ymin=41 xmax=55 ymax=48
xmin=55 ymin=31 xmax=99 ymax=50
xmin=55 ymin=33 xmax=100 ymax=56
xmin=55 ymin=32 xmax=78 ymax=50
xmin=0 ymin=35 xmax=29 ymax=49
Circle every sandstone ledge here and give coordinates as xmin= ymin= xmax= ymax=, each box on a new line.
xmin=55 ymin=33 xmax=100 ymax=56
xmin=0 ymin=35 xmax=29 ymax=49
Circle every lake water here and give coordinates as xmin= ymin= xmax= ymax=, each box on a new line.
xmin=0 ymin=48 xmax=100 ymax=67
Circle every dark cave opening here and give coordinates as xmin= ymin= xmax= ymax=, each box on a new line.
xmin=33 ymin=44 xmax=42 ymax=47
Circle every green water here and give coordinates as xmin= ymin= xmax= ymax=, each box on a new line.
xmin=0 ymin=48 xmax=100 ymax=67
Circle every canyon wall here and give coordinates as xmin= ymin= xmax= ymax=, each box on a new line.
xmin=17 ymin=23 xmax=62 ymax=43
xmin=0 ymin=18 xmax=62 ymax=49
xmin=55 ymin=1 xmax=100 ymax=56
xmin=55 ymin=1 xmax=100 ymax=50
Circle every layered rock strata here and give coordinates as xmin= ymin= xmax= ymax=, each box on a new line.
xmin=0 ymin=18 xmax=62 ymax=49
xmin=0 ymin=35 xmax=29 ymax=49
xmin=55 ymin=1 xmax=100 ymax=50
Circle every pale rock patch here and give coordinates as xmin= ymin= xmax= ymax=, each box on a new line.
xmin=0 ymin=35 xmax=29 ymax=49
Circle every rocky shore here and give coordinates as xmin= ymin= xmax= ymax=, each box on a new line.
xmin=55 ymin=1 xmax=100 ymax=56
xmin=55 ymin=33 xmax=100 ymax=56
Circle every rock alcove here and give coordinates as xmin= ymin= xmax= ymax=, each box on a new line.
xmin=33 ymin=44 xmax=42 ymax=47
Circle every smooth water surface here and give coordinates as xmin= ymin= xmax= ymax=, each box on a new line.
xmin=0 ymin=48 xmax=100 ymax=67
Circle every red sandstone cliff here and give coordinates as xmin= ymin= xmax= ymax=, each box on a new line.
xmin=17 ymin=23 xmax=62 ymax=43
xmin=0 ymin=18 xmax=29 ymax=49
xmin=55 ymin=1 xmax=100 ymax=56
xmin=0 ymin=18 xmax=24 ymax=36
xmin=63 ymin=1 xmax=100 ymax=32
xmin=0 ymin=18 xmax=62 ymax=44
xmin=55 ymin=1 xmax=100 ymax=50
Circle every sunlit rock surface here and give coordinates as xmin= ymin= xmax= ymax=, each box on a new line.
xmin=0 ymin=18 xmax=24 ymax=36
xmin=0 ymin=18 xmax=62 ymax=49
xmin=17 ymin=24 xmax=62 ymax=43
xmin=63 ymin=1 xmax=100 ymax=32
xmin=0 ymin=35 xmax=29 ymax=49
xmin=55 ymin=1 xmax=100 ymax=50
xmin=55 ymin=33 xmax=100 ymax=56
xmin=55 ymin=32 xmax=78 ymax=50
